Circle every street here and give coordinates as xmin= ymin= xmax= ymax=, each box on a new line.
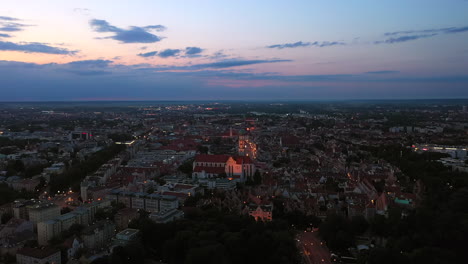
xmin=297 ymin=230 xmax=332 ymax=264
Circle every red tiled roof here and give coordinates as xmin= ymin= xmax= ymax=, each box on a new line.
xmin=234 ymin=156 xmax=253 ymax=164
xmin=195 ymin=154 xmax=230 ymax=163
xmin=17 ymin=247 xmax=59 ymax=259
xmin=160 ymin=139 xmax=199 ymax=151
xmin=193 ymin=166 xmax=225 ymax=174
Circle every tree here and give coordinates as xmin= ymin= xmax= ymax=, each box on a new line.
xmin=197 ymin=145 xmax=209 ymax=154
xmin=1 ymin=212 xmax=13 ymax=224
xmin=61 ymin=207 xmax=72 ymax=215
xmin=350 ymin=216 xmax=369 ymax=235
xmin=253 ymin=171 xmax=262 ymax=185
xmin=178 ymin=159 xmax=194 ymax=175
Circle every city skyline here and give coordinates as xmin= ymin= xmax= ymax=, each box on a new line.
xmin=1 ymin=0 xmax=468 ymax=101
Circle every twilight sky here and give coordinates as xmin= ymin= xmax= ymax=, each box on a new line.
xmin=1 ymin=0 xmax=467 ymax=101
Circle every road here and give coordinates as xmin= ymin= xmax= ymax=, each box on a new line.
xmin=297 ymin=230 xmax=332 ymax=264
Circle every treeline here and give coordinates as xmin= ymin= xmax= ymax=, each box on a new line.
xmin=319 ymin=215 xmax=369 ymax=252
xmin=0 ymin=183 xmax=37 ymax=206
xmin=49 ymin=144 xmax=125 ymax=193
xmin=353 ymin=145 xmax=468 ymax=264
xmin=0 ymin=137 xmax=41 ymax=150
xmin=107 ymin=133 xmax=134 ymax=142
xmin=92 ymin=207 xmax=301 ymax=264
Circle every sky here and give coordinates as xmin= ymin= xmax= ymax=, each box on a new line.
xmin=0 ymin=0 xmax=467 ymax=101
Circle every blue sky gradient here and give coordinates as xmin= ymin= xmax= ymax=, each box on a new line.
xmin=0 ymin=0 xmax=467 ymax=100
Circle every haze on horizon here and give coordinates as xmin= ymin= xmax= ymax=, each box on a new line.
xmin=1 ymin=0 xmax=467 ymax=101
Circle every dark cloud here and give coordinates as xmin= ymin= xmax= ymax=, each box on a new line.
xmin=378 ymin=25 xmax=468 ymax=44
xmin=199 ymin=59 xmax=290 ymax=69
xmin=266 ymin=41 xmax=345 ymax=49
xmin=138 ymin=51 xmax=158 ymax=57
xmin=267 ymin=41 xmax=311 ymax=49
xmin=158 ymin=49 xmax=180 ymax=58
xmin=147 ymin=59 xmax=292 ymax=71
xmin=65 ymin=70 xmax=112 ymax=76
xmin=0 ymin=60 xmax=467 ymax=101
xmin=89 ymin=19 xmax=166 ymax=43
xmin=66 ymin=60 xmax=112 ymax=68
xmin=385 ymin=26 xmax=468 ymax=36
xmin=0 ymin=41 xmax=77 ymax=54
xmin=0 ymin=16 xmax=19 ymax=21
xmin=0 ymin=16 xmax=30 ymax=32
xmin=365 ymin=70 xmax=400 ymax=74
xmin=0 ymin=22 xmax=30 ymax=32
xmin=444 ymin=26 xmax=468 ymax=33
xmin=375 ymin=34 xmax=437 ymax=44
xmin=210 ymin=50 xmax=229 ymax=60
xmin=185 ymin=47 xmax=204 ymax=55
xmin=0 ymin=33 xmax=11 ymax=38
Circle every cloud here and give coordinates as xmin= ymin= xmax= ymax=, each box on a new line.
xmin=365 ymin=70 xmax=400 ymax=74
xmin=0 ymin=16 xmax=19 ymax=21
xmin=73 ymin=8 xmax=90 ymax=14
xmin=0 ymin=22 xmax=31 ymax=32
xmin=210 ymin=50 xmax=229 ymax=60
xmin=185 ymin=46 xmax=204 ymax=56
xmin=0 ymin=41 xmax=77 ymax=54
xmin=0 ymin=33 xmax=11 ymax=38
xmin=198 ymin=59 xmax=291 ymax=69
xmin=138 ymin=51 xmax=158 ymax=57
xmin=89 ymin=19 xmax=166 ymax=43
xmin=147 ymin=59 xmax=292 ymax=71
xmin=375 ymin=34 xmax=437 ymax=44
xmin=444 ymin=26 xmax=468 ymax=33
xmin=385 ymin=26 xmax=468 ymax=36
xmin=377 ymin=25 xmax=468 ymax=44
xmin=47 ymin=60 xmax=113 ymax=75
xmin=66 ymin=59 xmax=112 ymax=68
xmin=0 ymin=16 xmax=30 ymax=32
xmin=158 ymin=49 xmax=180 ymax=58
xmin=266 ymin=41 xmax=345 ymax=49
xmin=144 ymin=25 xmax=166 ymax=31
xmin=0 ymin=60 xmax=467 ymax=101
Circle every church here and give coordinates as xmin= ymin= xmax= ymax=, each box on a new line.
xmin=192 ymin=154 xmax=256 ymax=182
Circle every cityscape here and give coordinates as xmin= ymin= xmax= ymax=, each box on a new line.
xmin=1 ymin=1 xmax=468 ymax=264
xmin=0 ymin=101 xmax=467 ymax=264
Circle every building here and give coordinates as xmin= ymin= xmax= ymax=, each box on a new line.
xmin=16 ymin=247 xmax=61 ymax=264
xmin=82 ymin=221 xmax=115 ymax=250
xmin=0 ymin=218 xmax=35 ymax=251
xmin=149 ymin=208 xmax=184 ymax=224
xmin=113 ymin=228 xmax=140 ymax=247
xmin=114 ymin=208 xmax=139 ymax=230
xmin=37 ymin=220 xmax=62 ymax=246
xmin=192 ymin=154 xmax=256 ymax=182
xmin=12 ymin=200 xmax=59 ymax=222
xmin=106 ymin=191 xmax=179 ymax=213
xmin=199 ymin=178 xmax=237 ymax=190
xmin=160 ymin=195 xmax=179 ymax=212
xmin=62 ymin=237 xmax=83 ymax=260
xmin=37 ymin=201 xmax=110 ymax=245
xmin=12 ymin=200 xmax=60 ymax=230
xmin=248 ymin=204 xmax=273 ymax=222
xmin=28 ymin=202 xmax=61 ymax=228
